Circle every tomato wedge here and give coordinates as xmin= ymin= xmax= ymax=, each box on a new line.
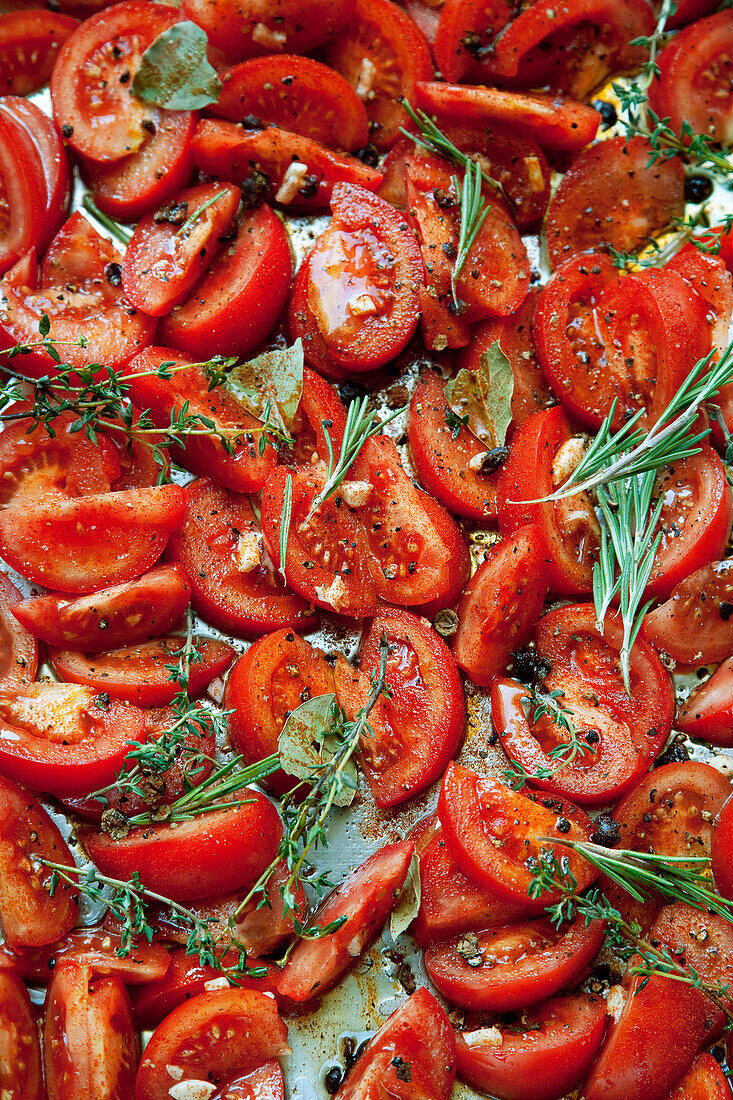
xmin=669 ymin=1054 xmax=731 ymax=1100
xmin=0 ymin=107 xmax=49 ymax=276
xmin=0 ymin=971 xmax=43 ymax=1100
xmin=712 ymin=792 xmax=733 ymax=901
xmin=0 ymin=570 xmax=37 ymax=692
xmin=0 ymin=10 xmax=78 ymax=95
xmin=432 ymin=0 xmax=513 ymax=82
xmin=642 ymin=558 xmax=733 ymax=664
xmin=181 ymin=0 xmax=355 ymax=63
xmin=678 ymin=659 xmax=733 ymax=745
xmin=0 ymin=925 xmax=170 ymax=985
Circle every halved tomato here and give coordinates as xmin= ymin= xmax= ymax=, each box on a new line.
xmin=181 ymin=0 xmax=355 ymax=62
xmin=0 ymin=570 xmax=37 ymax=692
xmin=714 ymin=790 xmax=733 ymax=900
xmin=0 ymin=106 xmax=48 ymax=276
xmin=0 ymin=971 xmax=43 ymax=1100
xmin=669 ymin=1054 xmax=732 ymax=1100
xmin=642 ymin=558 xmax=733 ymax=665
xmin=0 ymin=925 xmax=170 ymax=984
xmin=678 ymin=659 xmax=733 ymax=745
xmin=0 ymin=9 xmax=78 ymax=95
xmin=432 ymin=0 xmax=513 ymax=82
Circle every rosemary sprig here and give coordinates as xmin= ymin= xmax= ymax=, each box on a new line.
xmin=503 ymin=686 xmax=596 ymax=791
xmin=450 ymin=162 xmax=489 ymax=310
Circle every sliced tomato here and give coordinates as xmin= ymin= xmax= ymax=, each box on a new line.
xmin=642 ymin=558 xmax=733 ymax=664
xmin=191 ymin=120 xmax=384 ymax=211
xmin=226 ymin=628 xmax=335 ymax=792
xmin=50 ymin=634 xmax=235 ymax=707
xmin=649 ymin=11 xmax=733 ymax=145
xmin=0 ymin=683 xmax=146 ymax=797
xmin=287 ymin=366 xmax=348 ymax=467
xmin=0 ymin=774 xmax=78 ymax=948
xmin=670 ymin=0 xmax=719 ymax=26
xmin=158 ymin=202 xmax=293 ymax=360
xmin=82 ymin=787 xmax=281 ymax=901
xmin=452 ymin=526 xmax=549 ymax=689
xmin=0 ymin=925 xmax=170 ymax=984
xmin=0 ymin=483 xmax=185 ymax=594
xmin=425 ymin=913 xmax=604 ymax=1012
xmin=121 ymin=182 xmax=240 ymax=316
xmin=324 ymin=0 xmax=433 ymax=149
xmin=437 ymin=763 xmax=596 ymax=903
xmin=50 ymin=1 xmax=178 ymax=163
xmin=653 ymin=903 xmax=733 ymax=1016
xmin=125 ymin=348 xmax=277 ymax=494
xmin=666 ymin=244 xmax=733 ymax=364
xmin=135 ymin=988 xmax=289 ymax=1100
xmin=432 ymin=0 xmax=513 ymax=82
xmin=497 ymin=406 xmax=599 ymax=595
xmin=211 ymin=55 xmax=369 ymax=150
xmin=0 ymin=971 xmax=43 ymax=1100
xmin=12 ymin=563 xmax=190 ymax=652
xmin=210 ymin=1065 xmax=285 ymax=1100
xmin=456 ymin=993 xmax=608 ymax=1100
xmin=129 ymin=947 xmax=226 ymax=1028
xmin=647 ymin=444 xmax=732 ymax=599
xmin=0 ymin=106 xmax=47 ymax=276
xmin=669 ymin=1054 xmax=732 ymax=1100
xmin=0 ymin=570 xmax=37 ymax=693
xmin=545 ymin=137 xmax=685 ymax=268
xmin=336 ymin=987 xmax=456 ymax=1099
xmin=181 ymin=0 xmax=354 ymax=62
xmin=403 ymin=0 xmax=439 ymax=45
xmin=678 ymin=659 xmax=733 ymax=745
xmin=44 ymin=960 xmax=140 ymax=1100
xmin=0 ymin=10 xmax=78 ymax=94
xmin=415 ymin=81 xmax=601 ymax=154
xmin=334 ymin=607 xmax=465 ymax=808
xmin=712 ymin=792 xmax=733 ymax=901
xmin=168 ymin=478 xmax=315 ymax=637
xmin=0 ymin=212 xmax=155 ymax=377
xmin=277 ymin=840 xmax=414 ymax=1001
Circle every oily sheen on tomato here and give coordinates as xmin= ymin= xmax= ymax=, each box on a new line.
xmin=0 ymin=972 xmax=43 ymax=1100
xmin=0 ymin=570 xmax=37 ymax=692
xmin=678 ymin=659 xmax=733 ymax=745
xmin=642 ymin=558 xmax=733 ymax=664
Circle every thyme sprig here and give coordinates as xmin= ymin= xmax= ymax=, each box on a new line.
xmin=450 ymin=161 xmax=490 ymax=310
xmin=177 ymin=189 xmax=229 ymax=237
xmin=503 ymin=686 xmax=596 ymax=791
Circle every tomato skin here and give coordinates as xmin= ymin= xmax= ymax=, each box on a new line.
xmin=50 ymin=635 xmax=235 ymax=707
xmin=0 ymin=684 xmax=147 ymax=797
xmin=0 ymin=925 xmax=170 ymax=985
xmin=226 ymin=628 xmax=335 ymax=792
xmin=82 ymin=788 xmax=282 ymax=901
xmin=545 ymin=136 xmax=685 ymax=268
xmin=452 ymin=525 xmax=549 ymax=688
xmin=44 ymin=960 xmax=140 ymax=1100
xmin=211 ymin=55 xmax=369 ymax=151
xmin=0 ymin=108 xmax=48 ymax=276
xmin=335 ymin=987 xmax=457 ymax=1099
xmin=669 ymin=1054 xmax=732 ymax=1100
xmin=0 ymin=570 xmax=38 ymax=692
xmin=0 ymin=971 xmax=43 ymax=1100
xmin=126 ymin=348 xmax=277 ymax=494
xmin=653 ymin=903 xmax=733 ymax=1017
xmin=424 ymin=913 xmax=605 ymax=1012
xmin=182 ymin=0 xmax=354 ymax=62
xmin=277 ymin=840 xmax=414 ymax=1001
xmin=0 ymin=774 xmax=79 ymax=948
xmin=135 ymin=988 xmax=289 ymax=1100
xmin=642 ymin=559 xmax=733 ymax=664
xmin=12 ymin=563 xmax=191 ymax=652
xmin=159 ymin=203 xmax=293 ymax=360
xmin=456 ymin=993 xmax=608 ymax=1100
xmin=433 ymin=0 xmax=513 ymax=82
xmin=211 ymin=1065 xmax=285 ymax=1100
xmin=437 ymin=764 xmax=595 ymax=903
xmin=335 ymin=608 xmax=465 ymax=807
xmin=678 ymin=658 xmax=733 ymax=745
xmin=712 ymin=794 xmax=733 ymax=901
xmin=649 ymin=12 xmax=733 ymax=144
xmin=0 ymin=10 xmax=78 ymax=95
xmin=169 ymin=478 xmax=315 ymax=638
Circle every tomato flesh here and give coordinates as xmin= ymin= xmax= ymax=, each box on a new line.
xmin=0 ymin=971 xmax=43 ymax=1100
xmin=0 ymin=570 xmax=38 ymax=692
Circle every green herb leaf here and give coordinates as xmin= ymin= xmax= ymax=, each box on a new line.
xmin=390 ymin=851 xmax=421 ymax=939
xmin=132 ymin=22 xmax=221 ymax=111
xmin=444 ymin=340 xmax=514 ymax=449
xmin=226 ymin=339 xmax=304 ymax=436
xmin=278 ymin=693 xmax=358 ymax=807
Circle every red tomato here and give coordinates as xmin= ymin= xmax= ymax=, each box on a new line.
xmin=191 ymin=120 xmax=384 ymax=211
xmin=0 ymin=9 xmax=78 ymax=94
xmin=432 ymin=0 xmax=513 ymax=82
xmin=12 ymin=563 xmax=191 ymax=652
xmin=135 ymin=988 xmax=289 ymax=1100
xmin=425 ymin=913 xmax=604 ymax=1012
xmin=324 ymin=0 xmax=433 ymax=149
xmin=647 ymin=445 xmax=732 ymax=599
xmin=84 ymin=110 xmax=196 ymax=223
xmin=669 ymin=1054 xmax=732 ymax=1100
xmin=653 ymin=903 xmax=733 ymax=1016
xmin=334 ymin=607 xmax=465 ymax=807
xmin=0 ymin=570 xmax=37 ymax=692
xmin=50 ymin=1 xmax=178 ymax=163
xmin=456 ymin=993 xmax=608 ymax=1100
xmin=415 ymin=81 xmax=601 ymax=154
xmin=0 ymin=683 xmax=146 ymax=797
xmin=277 ymin=840 xmax=414 ymax=1001
xmin=0 ymin=774 xmax=78 ymax=948
xmin=678 ymin=659 xmax=733 ymax=745
xmin=210 ymin=1065 xmax=285 ymax=1100
xmin=0 ymin=483 xmax=185 ymax=594
xmin=666 ymin=245 xmax=733 ymax=366
xmin=407 ymin=370 xmax=499 ymax=520
xmin=289 ymin=183 xmax=424 ymax=373
xmin=670 ymin=0 xmax=719 ymax=26
xmin=437 ymin=763 xmax=596 ymax=903
xmin=403 ymin=0 xmax=439 ymax=43
xmin=534 ymin=255 xmax=709 ymax=430
xmin=211 ymin=55 xmax=369 ymax=151
xmin=0 ymin=925 xmax=170 ymax=984
xmin=44 ymin=960 xmax=140 ymax=1100
xmin=50 ymin=634 xmax=235 ymax=707
xmin=545 ymin=137 xmax=685 ymax=268
xmin=335 ymin=987 xmax=456 ymax=1099
xmin=129 ymin=947 xmax=225 ymax=1028
xmin=181 ymin=0 xmax=354 ymax=63
xmin=452 ymin=525 xmax=549 ymax=688
xmin=125 ymin=348 xmax=276 ymax=494
xmin=497 ymin=406 xmax=599 ymax=595
xmin=158 ymin=203 xmax=293 ymax=360
xmin=289 ymin=366 xmax=349 ymax=467
xmin=0 ymin=212 xmax=155 ymax=377
xmin=642 ymin=558 xmax=733 ymax=664
xmin=0 ymin=971 xmax=43 ymax=1100
xmin=493 ymin=604 xmax=674 ymax=805
xmin=226 ymin=628 xmax=335 ymax=791
xmin=168 ymin=478 xmax=315 ymax=637
xmin=411 ymin=813 xmax=533 ymax=946
xmin=0 ymin=106 xmax=47 ymax=275
xmin=712 ymin=793 xmax=733 ymax=901
xmin=82 ymin=787 xmax=281 ymax=901
xmin=121 ymin=183 xmax=240 ymax=316
xmin=649 ymin=12 xmax=733 ymax=144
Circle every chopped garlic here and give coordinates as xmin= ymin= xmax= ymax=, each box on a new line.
xmin=462 ymin=1026 xmax=503 ymax=1049
xmin=169 ymin=1082 xmax=217 ymax=1100
xmin=606 ymin=984 xmax=627 ymax=1022
xmin=355 ymin=57 xmax=377 ymax=101
xmin=339 ymin=480 xmax=372 ymax=507
xmin=166 ymin=1065 xmax=184 ymax=1081
xmin=203 ymin=977 xmax=229 ymax=992
xmin=275 ymin=162 xmax=309 ymax=204
xmin=252 ymin=22 xmax=287 ymax=47
xmin=235 ymin=529 xmax=261 ymax=573
xmin=468 ymin=452 xmax=488 ymax=473
xmin=525 ymin=155 xmax=546 ymax=193
xmin=348 ymin=294 xmax=377 ymax=317
xmin=314 ymin=576 xmax=350 ymax=611
xmin=551 ymin=436 xmax=586 ymax=489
